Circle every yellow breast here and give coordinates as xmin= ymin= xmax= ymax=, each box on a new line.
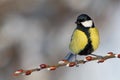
xmin=89 ymin=28 xmax=100 ymax=50
xmin=69 ymin=29 xmax=88 ymax=54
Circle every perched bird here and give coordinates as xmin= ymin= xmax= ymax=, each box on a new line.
xmin=64 ymin=14 xmax=100 ymax=62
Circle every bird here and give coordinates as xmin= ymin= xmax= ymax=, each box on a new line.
xmin=64 ymin=14 xmax=100 ymax=62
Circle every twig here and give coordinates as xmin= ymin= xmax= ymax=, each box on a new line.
xmin=13 ymin=52 xmax=120 ymax=76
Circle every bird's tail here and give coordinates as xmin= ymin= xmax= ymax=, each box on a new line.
xmin=64 ymin=52 xmax=75 ymax=61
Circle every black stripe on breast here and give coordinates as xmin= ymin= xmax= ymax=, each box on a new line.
xmin=77 ymin=26 xmax=94 ymax=55
xmin=78 ymin=41 xmax=93 ymax=55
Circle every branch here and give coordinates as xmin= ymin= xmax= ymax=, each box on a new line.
xmin=13 ymin=52 xmax=120 ymax=76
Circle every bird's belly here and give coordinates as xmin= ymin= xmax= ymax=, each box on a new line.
xmin=69 ymin=30 xmax=88 ymax=54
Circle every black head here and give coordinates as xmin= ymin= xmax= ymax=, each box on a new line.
xmin=75 ymin=14 xmax=94 ymax=27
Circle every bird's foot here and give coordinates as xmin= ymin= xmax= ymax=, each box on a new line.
xmin=96 ymin=55 xmax=104 ymax=59
xmin=75 ymin=60 xmax=79 ymax=67
xmin=90 ymin=54 xmax=104 ymax=59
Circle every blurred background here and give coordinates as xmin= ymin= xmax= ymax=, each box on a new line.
xmin=0 ymin=0 xmax=120 ymax=80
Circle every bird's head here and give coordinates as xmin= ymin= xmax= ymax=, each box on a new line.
xmin=75 ymin=14 xmax=94 ymax=28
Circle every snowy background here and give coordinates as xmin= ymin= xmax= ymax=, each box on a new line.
xmin=0 ymin=0 xmax=120 ymax=80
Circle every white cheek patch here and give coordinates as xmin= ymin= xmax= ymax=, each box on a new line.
xmin=81 ymin=20 xmax=93 ymax=27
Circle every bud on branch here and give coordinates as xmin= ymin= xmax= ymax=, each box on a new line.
xmin=14 ymin=52 xmax=120 ymax=76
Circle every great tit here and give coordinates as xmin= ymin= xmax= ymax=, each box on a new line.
xmin=64 ymin=14 xmax=100 ymax=61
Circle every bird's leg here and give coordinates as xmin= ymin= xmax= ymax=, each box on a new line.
xmin=75 ymin=54 xmax=79 ymax=67
xmin=90 ymin=54 xmax=104 ymax=59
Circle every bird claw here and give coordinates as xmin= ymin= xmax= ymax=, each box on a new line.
xmin=96 ymin=56 xmax=104 ymax=59
xmin=75 ymin=60 xmax=79 ymax=67
xmin=90 ymin=54 xmax=104 ymax=59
